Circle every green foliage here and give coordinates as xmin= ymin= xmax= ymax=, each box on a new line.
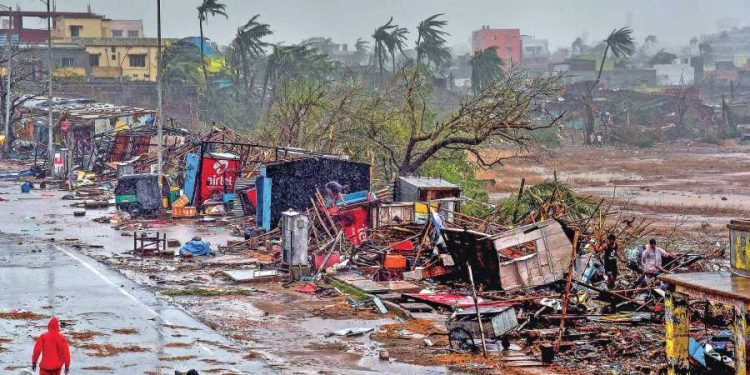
xmin=470 ymin=47 xmax=503 ymax=94
xmin=496 ymin=181 xmax=598 ymax=225
xmin=531 ymin=126 xmax=562 ymax=148
xmin=700 ymin=128 xmax=721 ymax=145
xmin=610 ymin=126 xmax=656 ymax=148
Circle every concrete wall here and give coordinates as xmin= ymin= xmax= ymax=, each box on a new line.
xmin=56 ymin=81 xmax=199 ymax=127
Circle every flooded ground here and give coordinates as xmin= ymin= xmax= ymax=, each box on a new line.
xmin=0 ymin=179 xmax=452 ymax=374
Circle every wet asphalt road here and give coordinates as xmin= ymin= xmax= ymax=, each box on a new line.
xmin=0 ymin=181 xmax=275 ymax=374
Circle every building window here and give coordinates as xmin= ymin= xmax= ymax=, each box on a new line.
xmin=89 ymin=54 xmax=100 ymax=67
xmin=112 ymin=30 xmax=123 ymax=37
xmin=60 ymin=57 xmax=75 ymax=67
xmin=127 ymin=30 xmax=139 ymax=38
xmin=111 ymin=53 xmax=116 ymax=61
xmin=69 ymin=25 xmax=82 ymax=38
xmin=129 ymin=54 xmax=146 ymax=67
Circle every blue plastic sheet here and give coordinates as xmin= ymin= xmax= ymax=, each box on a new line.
xmin=178 ymin=240 xmax=214 ymax=256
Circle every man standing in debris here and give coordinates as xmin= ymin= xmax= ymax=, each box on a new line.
xmin=640 ymin=239 xmax=673 ymax=284
xmin=598 ymin=234 xmax=619 ymax=289
xmin=324 ymin=181 xmax=345 ymax=207
xmin=31 ymin=316 xmax=70 ymax=375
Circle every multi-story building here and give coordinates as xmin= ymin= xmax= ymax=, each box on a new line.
xmin=108 ymin=20 xmax=143 ymax=38
xmin=520 ymin=35 xmax=549 ymax=71
xmin=0 ymin=9 xmax=160 ymax=81
xmin=471 ymin=26 xmax=521 ymax=66
xmin=83 ymin=38 xmax=171 ymax=81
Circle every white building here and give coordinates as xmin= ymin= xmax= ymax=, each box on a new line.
xmin=653 ymin=57 xmax=694 ymax=86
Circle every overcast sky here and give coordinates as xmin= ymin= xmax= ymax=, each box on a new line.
xmin=16 ymin=0 xmax=750 ymax=51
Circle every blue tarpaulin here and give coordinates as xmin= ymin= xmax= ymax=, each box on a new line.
xmin=178 ymin=240 xmax=214 ymax=256
xmin=0 ymin=169 xmax=35 ymax=179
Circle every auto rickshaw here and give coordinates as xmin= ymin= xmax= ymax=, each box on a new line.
xmin=115 ymin=174 xmax=179 ymax=216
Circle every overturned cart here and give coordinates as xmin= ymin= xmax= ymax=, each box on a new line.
xmin=447 ymin=305 xmax=519 ymax=351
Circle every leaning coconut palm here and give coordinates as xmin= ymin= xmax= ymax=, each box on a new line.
xmin=197 ymin=0 xmax=228 ymax=85
xmin=415 ymin=14 xmax=451 ymax=70
xmin=260 ymin=44 xmax=332 ymax=109
xmin=352 ymin=38 xmax=370 ymax=66
xmin=386 ymin=25 xmax=408 ymax=72
xmin=582 ymin=27 xmax=635 ymax=144
xmin=372 ymin=18 xmax=397 ymax=81
xmin=470 ymin=47 xmax=504 ymax=94
xmin=230 ymin=15 xmax=272 ymax=101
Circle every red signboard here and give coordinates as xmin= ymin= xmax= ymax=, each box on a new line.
xmin=197 ymin=155 xmax=240 ymax=206
xmin=329 ymin=205 xmax=369 ymax=246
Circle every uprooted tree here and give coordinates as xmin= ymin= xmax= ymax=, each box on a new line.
xmin=348 ymin=68 xmax=564 ymax=177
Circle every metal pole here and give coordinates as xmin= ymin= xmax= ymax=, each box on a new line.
xmin=46 ymin=0 xmax=53 ymax=167
xmin=156 ymin=0 xmax=163 ymax=177
xmin=3 ymin=6 xmax=11 ymax=157
xmin=466 ymin=262 xmax=488 ymax=358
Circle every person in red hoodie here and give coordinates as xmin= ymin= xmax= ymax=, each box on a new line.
xmin=31 ymin=317 xmax=71 ymax=375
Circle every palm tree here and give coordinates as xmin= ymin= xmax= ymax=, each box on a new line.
xmin=230 ymin=15 xmax=272 ymax=99
xmin=644 ymin=34 xmax=657 ymax=47
xmin=584 ymin=27 xmax=635 ymax=144
xmin=353 ymin=38 xmax=370 ymax=66
xmin=571 ymin=37 xmax=585 ymax=55
xmin=260 ymin=44 xmax=331 ymax=109
xmin=415 ymin=14 xmax=451 ymax=70
xmin=689 ymin=37 xmax=699 ymax=55
xmin=197 ymin=0 xmax=228 ymax=85
xmin=593 ymin=27 xmax=635 ymax=88
xmin=372 ymin=18 xmax=397 ymax=81
xmin=470 ymin=47 xmax=503 ymax=94
xmin=387 ymin=26 xmax=408 ymax=72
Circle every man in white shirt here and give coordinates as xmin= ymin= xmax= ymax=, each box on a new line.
xmin=641 ymin=239 xmax=673 ymax=275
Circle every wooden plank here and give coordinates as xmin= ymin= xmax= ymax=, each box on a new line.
xmin=398 ymin=303 xmax=435 ymax=312
xmin=377 ymin=280 xmax=421 ymax=293
xmin=504 ymin=361 xmax=547 ymax=367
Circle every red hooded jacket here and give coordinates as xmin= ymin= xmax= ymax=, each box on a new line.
xmin=32 ymin=317 xmax=71 ymax=370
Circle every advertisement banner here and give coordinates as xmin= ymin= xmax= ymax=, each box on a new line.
xmin=197 ymin=155 xmax=240 ymax=206
xmin=330 ymin=205 xmax=369 ymax=246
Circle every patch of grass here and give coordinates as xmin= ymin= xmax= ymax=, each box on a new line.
xmin=81 ymin=366 xmax=113 ymax=371
xmin=327 ymin=280 xmax=370 ymax=302
xmin=112 ymin=328 xmax=138 ymax=335
xmin=161 ymin=288 xmax=255 ymax=297
xmin=79 ymin=343 xmax=149 ymax=357
xmin=158 ymin=355 xmax=197 ymax=361
xmin=69 ymin=331 xmax=107 ymax=343
xmin=0 ymin=312 xmax=47 ymax=320
xmin=305 ymin=341 xmax=349 ymax=352
xmin=163 ymin=342 xmax=191 ymax=348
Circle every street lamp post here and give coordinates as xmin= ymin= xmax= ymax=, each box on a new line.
xmin=2 ymin=5 xmax=11 ymax=157
xmin=45 ymin=0 xmax=53 ymax=169
xmin=156 ymin=0 xmax=163 ymax=177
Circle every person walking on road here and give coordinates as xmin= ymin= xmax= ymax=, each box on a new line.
xmin=31 ymin=316 xmax=70 ymax=375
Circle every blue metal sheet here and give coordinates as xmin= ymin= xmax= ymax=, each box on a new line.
xmin=183 ymin=153 xmax=199 ymax=204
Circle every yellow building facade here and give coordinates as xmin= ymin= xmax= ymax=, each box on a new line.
xmin=49 ymin=14 xmax=165 ymax=82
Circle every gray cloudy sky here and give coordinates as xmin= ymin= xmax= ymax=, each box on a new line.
xmin=15 ymin=0 xmax=750 ymax=51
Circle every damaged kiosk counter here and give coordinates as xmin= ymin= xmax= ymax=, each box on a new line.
xmin=192 ymin=152 xmax=241 ymax=213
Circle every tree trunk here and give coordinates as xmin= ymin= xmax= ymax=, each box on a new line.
xmin=199 ymin=20 xmax=209 ymax=87
xmin=391 ymin=50 xmax=396 ymax=74
xmin=584 ymin=100 xmax=595 ymax=145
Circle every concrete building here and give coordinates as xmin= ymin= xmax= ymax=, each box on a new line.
xmin=0 ymin=10 xmax=160 ymax=81
xmin=108 ymin=20 xmax=143 ymax=38
xmin=0 ymin=10 xmax=106 ymax=43
xmin=82 ymin=38 xmax=173 ymax=81
xmin=520 ymin=35 xmax=549 ymax=71
xmin=471 ymin=26 xmax=521 ymax=66
xmin=653 ymin=57 xmax=695 ymax=86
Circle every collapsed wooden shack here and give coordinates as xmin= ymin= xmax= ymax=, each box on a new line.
xmin=442 ymin=220 xmax=574 ymax=291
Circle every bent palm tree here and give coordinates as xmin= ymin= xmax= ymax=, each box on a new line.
xmin=470 ymin=47 xmax=504 ymax=94
xmin=372 ymin=18 xmax=397 ymax=82
xmin=387 ymin=26 xmax=408 ymax=72
xmin=415 ymin=14 xmax=451 ymax=70
xmin=231 ymin=15 xmax=272 ymax=101
xmin=584 ymin=27 xmax=635 ymax=144
xmin=197 ymin=0 xmax=228 ymax=85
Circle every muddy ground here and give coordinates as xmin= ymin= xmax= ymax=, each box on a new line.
xmin=481 ymin=141 xmax=750 ymax=249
